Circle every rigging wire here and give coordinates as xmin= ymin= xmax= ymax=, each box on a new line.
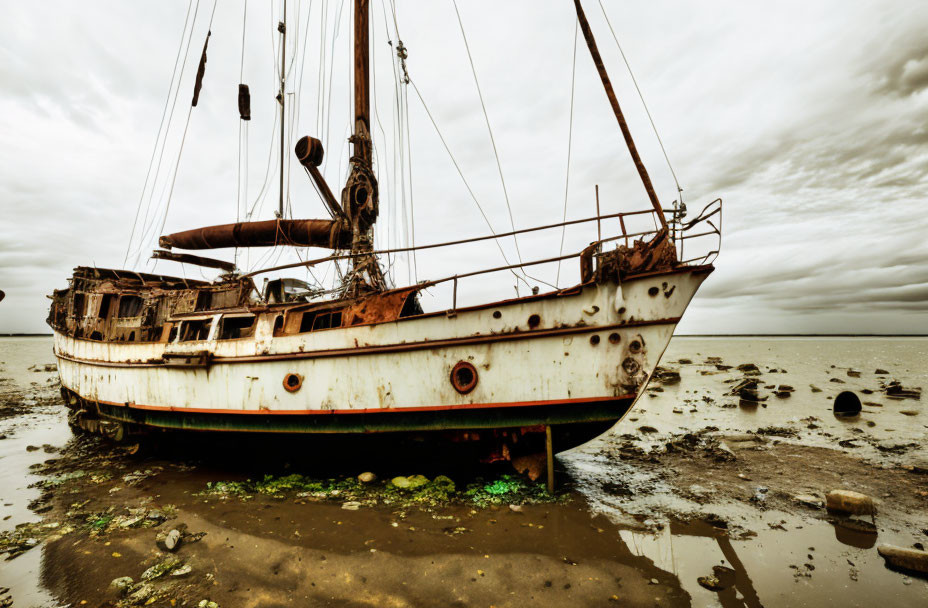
xmin=408 ymin=78 xmax=557 ymax=291
xmin=124 ymin=0 xmax=194 ymax=267
xmin=155 ymin=0 xmax=221 ymax=243
xmin=235 ymin=0 xmax=249 ymax=269
xmin=596 ymin=0 xmax=682 ymax=199
xmin=450 ymin=0 xmax=523 ymax=265
xmin=555 ymin=20 xmax=579 ymax=287
xmin=385 ymin=0 xmax=416 ymax=284
xmin=129 ymin=0 xmax=203 ymax=266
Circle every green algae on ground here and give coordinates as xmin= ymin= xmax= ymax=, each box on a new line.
xmin=199 ymin=472 xmax=558 ymax=508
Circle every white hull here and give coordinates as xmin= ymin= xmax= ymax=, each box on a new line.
xmin=54 ymin=267 xmax=708 ymax=432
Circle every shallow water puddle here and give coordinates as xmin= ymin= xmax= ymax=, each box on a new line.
xmin=620 ymin=516 xmax=927 ymax=607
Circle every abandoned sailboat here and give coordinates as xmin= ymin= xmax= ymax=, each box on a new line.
xmin=48 ymin=0 xmax=721 ymax=469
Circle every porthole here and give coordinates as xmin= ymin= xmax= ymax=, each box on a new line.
xmin=609 ymin=333 xmax=621 ymax=344
xmin=590 ymin=335 xmax=600 ymax=346
xmin=648 ymin=286 xmax=659 ymax=297
xmin=629 ymin=339 xmax=642 ymax=353
xmin=450 ymin=361 xmax=478 ymax=394
xmin=528 ymin=314 xmax=541 ymax=329
xmin=492 ymin=310 xmax=502 ymax=319
xmin=283 ymin=373 xmax=303 ymax=393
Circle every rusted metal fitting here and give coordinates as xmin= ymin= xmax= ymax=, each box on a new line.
xmin=295 ymin=136 xmax=324 ymax=168
xmin=450 ymin=361 xmax=478 ymax=395
xmin=283 ymin=373 xmax=303 ymax=393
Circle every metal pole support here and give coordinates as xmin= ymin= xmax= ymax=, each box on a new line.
xmin=545 ymin=425 xmax=555 ymax=494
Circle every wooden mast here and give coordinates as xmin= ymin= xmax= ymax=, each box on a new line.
xmin=342 ymin=0 xmax=383 ymax=293
xmin=571 ymin=0 xmax=667 ymax=230
xmin=353 ymin=0 xmax=371 ymax=165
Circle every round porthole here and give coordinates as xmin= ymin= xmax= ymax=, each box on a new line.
xmin=528 ymin=314 xmax=541 ymax=329
xmin=450 ymin=361 xmax=478 ymax=394
xmin=283 ymin=373 xmax=303 ymax=393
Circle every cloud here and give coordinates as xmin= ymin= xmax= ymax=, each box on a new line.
xmin=2 ymin=0 xmax=928 ymax=335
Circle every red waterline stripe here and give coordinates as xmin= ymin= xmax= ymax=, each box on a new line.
xmin=90 ymin=393 xmax=636 ymax=416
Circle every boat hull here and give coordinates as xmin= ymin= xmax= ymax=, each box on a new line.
xmin=54 ymin=265 xmax=711 ymax=451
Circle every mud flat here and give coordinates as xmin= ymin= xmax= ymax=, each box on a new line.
xmin=1 ymin=336 xmax=927 ymax=607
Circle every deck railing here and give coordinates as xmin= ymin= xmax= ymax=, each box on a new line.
xmin=244 ymin=197 xmax=723 ymax=304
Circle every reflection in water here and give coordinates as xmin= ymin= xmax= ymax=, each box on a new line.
xmin=667 ymin=521 xmax=764 ymax=608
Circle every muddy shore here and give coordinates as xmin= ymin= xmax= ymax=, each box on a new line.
xmin=1 ymin=336 xmax=926 ymax=607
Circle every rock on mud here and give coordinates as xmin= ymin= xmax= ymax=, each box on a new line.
xmin=108 ymin=576 xmax=134 ymax=597
xmin=141 ymin=556 xmax=183 ymax=581
xmin=126 ymin=583 xmax=154 ymax=605
xmin=877 ymin=545 xmax=928 ymax=574
xmin=357 ymin=472 xmax=376 ymax=483
xmin=825 ymin=490 xmax=876 ymax=515
xmin=697 ymin=575 xmax=725 ymax=591
xmin=156 ymin=529 xmax=181 ymax=552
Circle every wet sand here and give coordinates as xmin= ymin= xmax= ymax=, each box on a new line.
xmin=1 ymin=336 xmax=926 ymax=607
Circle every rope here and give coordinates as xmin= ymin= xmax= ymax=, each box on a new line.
xmin=597 ymin=0 xmax=682 ymax=199
xmin=124 ymin=0 xmax=194 ymax=267
xmin=556 ymin=20 xmax=579 ymax=286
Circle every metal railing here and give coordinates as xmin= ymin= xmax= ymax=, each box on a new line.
xmin=245 ymin=198 xmax=723 ymax=305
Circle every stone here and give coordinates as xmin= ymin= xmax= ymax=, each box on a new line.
xmin=390 ymin=475 xmax=429 ymax=490
xmin=156 ymin=529 xmax=181 ymax=552
xmin=847 ymin=370 xmax=861 ymax=378
xmin=877 ymin=545 xmax=928 ymax=574
xmin=171 ymin=563 xmax=193 ymax=577
xmin=697 ymin=575 xmax=725 ymax=591
xmin=825 ymin=490 xmax=875 ymax=515
xmin=638 ymin=425 xmax=658 ymax=434
xmin=736 ymin=363 xmax=760 ymax=375
xmin=126 ymin=583 xmax=154 ymax=605
xmin=357 ymin=472 xmax=376 ymax=483
xmin=109 ymin=576 xmax=134 ymax=596
xmin=342 ymin=501 xmax=362 ymax=511
xmin=874 ymin=369 xmax=889 ymax=375
xmin=810 ymin=385 xmax=822 ymax=393
xmin=794 ymin=494 xmax=823 ymax=509
xmin=141 ymin=556 xmax=183 ymax=581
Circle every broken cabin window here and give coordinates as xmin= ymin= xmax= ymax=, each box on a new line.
xmin=179 ymin=319 xmax=212 ymax=341
xmin=72 ymin=293 xmax=86 ymax=318
xmin=312 ymin=310 xmax=342 ymax=331
xmin=98 ymin=294 xmax=115 ymax=319
xmin=117 ymin=295 xmax=143 ymax=318
xmin=219 ymin=315 xmax=256 ymax=340
xmin=298 ymin=311 xmax=318 ymax=333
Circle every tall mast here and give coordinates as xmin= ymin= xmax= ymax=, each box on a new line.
xmin=341 ymin=0 xmax=383 ymax=294
xmin=571 ymin=0 xmax=667 ymax=231
xmin=353 ymin=0 xmax=371 ymax=165
xmin=278 ymin=1 xmax=287 ymax=218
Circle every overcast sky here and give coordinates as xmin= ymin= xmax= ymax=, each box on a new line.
xmin=1 ymin=0 xmax=927 ymax=334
